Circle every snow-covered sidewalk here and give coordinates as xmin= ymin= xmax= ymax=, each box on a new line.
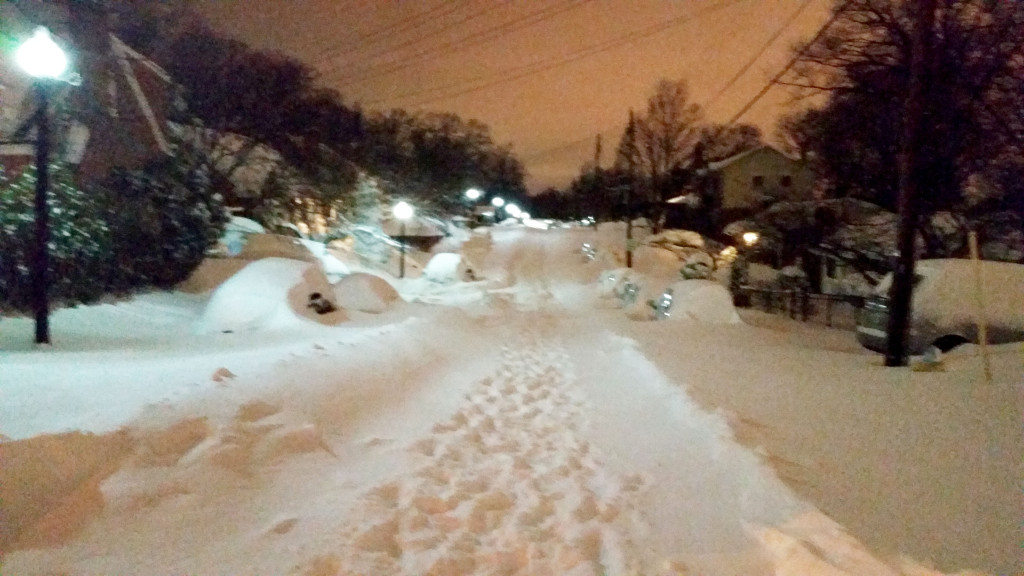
xmin=1 ymin=226 xmax=1017 ymax=575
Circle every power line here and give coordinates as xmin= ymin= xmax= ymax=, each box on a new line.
xmin=519 ymin=133 xmax=605 ymax=164
xmin=327 ymin=0 xmax=587 ymax=85
xmin=385 ymin=0 xmax=752 ymax=109
xmin=725 ymin=0 xmax=848 ymax=126
xmin=311 ymin=0 xmax=467 ymax=66
xmin=319 ymin=0 xmax=498 ymax=79
xmin=702 ymin=0 xmax=815 ymax=111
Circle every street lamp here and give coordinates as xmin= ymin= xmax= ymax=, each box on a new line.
xmin=742 ymin=231 xmax=760 ymax=247
xmin=465 ymin=187 xmax=482 ymax=201
xmin=505 ymin=203 xmax=522 ymax=219
xmin=393 ymin=201 xmax=414 ymax=278
xmin=16 ymin=27 xmax=69 ymax=345
xmin=491 ymin=196 xmax=505 ymax=222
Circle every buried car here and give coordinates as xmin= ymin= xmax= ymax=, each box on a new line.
xmin=855 ymin=259 xmax=1024 ymax=355
xmin=651 ymin=279 xmax=741 ymax=324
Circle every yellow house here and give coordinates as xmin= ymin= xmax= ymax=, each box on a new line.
xmin=708 ymin=145 xmax=816 ymax=211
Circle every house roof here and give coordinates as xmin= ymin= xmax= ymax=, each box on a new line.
xmin=707 ymin=144 xmax=800 ymax=171
xmin=108 ymin=34 xmax=172 ymax=156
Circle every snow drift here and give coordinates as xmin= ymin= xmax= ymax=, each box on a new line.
xmin=331 ymin=272 xmax=401 ymax=313
xmin=196 ymin=258 xmax=346 ymax=333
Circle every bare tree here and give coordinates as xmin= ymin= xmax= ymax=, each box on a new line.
xmin=639 ymin=80 xmax=704 ymax=201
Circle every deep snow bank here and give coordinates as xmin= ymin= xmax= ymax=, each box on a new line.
xmin=196 ymin=258 xmax=346 ymax=333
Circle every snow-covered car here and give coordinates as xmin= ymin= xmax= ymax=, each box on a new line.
xmin=856 ymin=259 xmax=1024 ymax=355
xmin=651 ymin=279 xmax=741 ymax=324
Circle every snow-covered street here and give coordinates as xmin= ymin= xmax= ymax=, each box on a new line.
xmin=1 ymin=226 xmax=1019 ymax=575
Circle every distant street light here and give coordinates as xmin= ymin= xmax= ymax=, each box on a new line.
xmin=505 ymin=203 xmax=522 ymax=219
xmin=393 ymin=201 xmax=414 ymax=278
xmin=465 ymin=187 xmax=482 ymax=201
xmin=742 ymin=231 xmax=760 ymax=247
xmin=16 ymin=27 xmax=70 ymax=345
xmin=491 ymin=196 xmax=505 ymax=222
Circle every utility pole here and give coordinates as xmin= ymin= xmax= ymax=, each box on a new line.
xmin=885 ymin=0 xmax=936 ymax=367
xmin=623 ymin=111 xmax=637 ymax=268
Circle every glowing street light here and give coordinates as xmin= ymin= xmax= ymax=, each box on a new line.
xmin=505 ymin=203 xmax=522 ymax=219
xmin=465 ymin=187 xmax=482 ymax=201
xmin=491 ymin=196 xmax=505 ymax=222
xmin=742 ymin=231 xmax=760 ymax=247
xmin=16 ymin=27 xmax=70 ymax=345
xmin=393 ymin=201 xmax=414 ymax=278
xmin=16 ymin=28 xmax=68 ymax=79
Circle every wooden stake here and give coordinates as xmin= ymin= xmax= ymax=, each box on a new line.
xmin=968 ymin=231 xmax=992 ymax=384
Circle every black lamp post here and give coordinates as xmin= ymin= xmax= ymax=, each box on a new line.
xmin=16 ymin=27 xmax=69 ymax=345
xmin=393 ymin=201 xmax=413 ymax=278
xmin=32 ymin=84 xmax=53 ymax=344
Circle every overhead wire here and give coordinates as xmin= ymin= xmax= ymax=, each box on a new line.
xmin=319 ymin=0 xmax=500 ymax=79
xmin=518 ymin=133 xmax=604 ymax=164
xmin=517 ymin=0 xmax=817 ymax=168
xmin=724 ymin=0 xmax=849 ymax=125
xmin=311 ymin=0 xmax=466 ymax=66
xmin=326 ymin=0 xmax=588 ymax=84
xmin=702 ymin=0 xmax=816 ymax=112
xmin=386 ymin=0 xmax=752 ymax=109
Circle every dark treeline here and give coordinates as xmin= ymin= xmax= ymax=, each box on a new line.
xmin=110 ymin=1 xmax=528 ymax=225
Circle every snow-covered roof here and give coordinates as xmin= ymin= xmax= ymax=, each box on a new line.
xmin=707 ymin=144 xmax=800 ymax=171
xmin=108 ymin=34 xmax=172 ymax=156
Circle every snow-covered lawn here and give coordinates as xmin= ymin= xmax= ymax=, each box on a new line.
xmin=0 ymin=226 xmax=1018 ymax=575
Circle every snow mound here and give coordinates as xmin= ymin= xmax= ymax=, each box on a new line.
xmin=176 ymin=258 xmax=251 ymax=294
xmin=900 ymin=259 xmax=1024 ymax=332
xmin=661 ymin=280 xmax=741 ymax=324
xmin=632 ymin=245 xmax=681 ymax=276
xmin=332 ymin=273 xmax=402 ymax=313
xmin=237 ymin=234 xmax=316 ymax=262
xmin=196 ymin=258 xmax=346 ymax=333
xmin=318 ymin=252 xmax=351 ymax=281
xmin=752 ymin=511 xmax=989 ymax=576
xmin=423 ymin=252 xmax=475 ymax=283
xmin=460 ymin=231 xmax=492 ymax=271
xmin=597 ymin=268 xmax=638 ymax=299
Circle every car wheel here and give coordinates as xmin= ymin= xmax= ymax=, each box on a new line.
xmin=932 ymin=334 xmax=969 ymax=353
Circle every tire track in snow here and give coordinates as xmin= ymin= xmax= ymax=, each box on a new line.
xmin=315 ymin=330 xmax=649 ymax=575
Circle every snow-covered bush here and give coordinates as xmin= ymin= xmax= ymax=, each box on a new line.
xmin=775 ymin=263 xmax=810 ymax=291
xmin=0 ymin=164 xmax=111 ymax=313
xmin=97 ymin=155 xmax=227 ymax=291
xmin=680 ymin=251 xmax=714 ymax=280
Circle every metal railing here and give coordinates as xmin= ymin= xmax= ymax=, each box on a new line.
xmin=738 ymin=287 xmax=864 ymax=330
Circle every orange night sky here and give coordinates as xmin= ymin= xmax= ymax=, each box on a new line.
xmin=193 ymin=0 xmax=833 ymax=193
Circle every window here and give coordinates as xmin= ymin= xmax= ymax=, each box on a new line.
xmin=780 ymin=175 xmax=793 ymax=187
